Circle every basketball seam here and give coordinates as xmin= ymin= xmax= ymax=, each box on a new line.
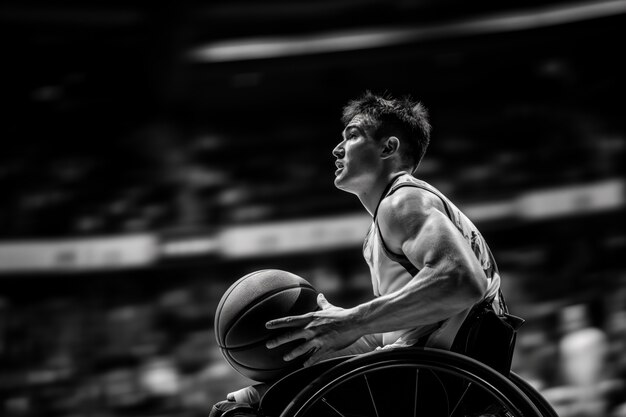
xmin=217 ymin=284 xmax=317 ymax=349
xmin=215 ymin=270 xmax=270 ymax=338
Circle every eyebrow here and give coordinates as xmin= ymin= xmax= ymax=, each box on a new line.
xmin=342 ymin=124 xmax=365 ymax=138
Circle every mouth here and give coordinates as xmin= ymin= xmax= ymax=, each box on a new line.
xmin=335 ymin=160 xmax=344 ymax=175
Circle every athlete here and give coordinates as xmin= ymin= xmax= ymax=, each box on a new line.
xmin=212 ymin=91 xmax=505 ymax=415
xmin=265 ymin=91 xmax=502 ymax=365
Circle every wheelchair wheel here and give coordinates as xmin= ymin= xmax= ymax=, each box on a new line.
xmin=280 ymin=348 xmax=543 ymax=417
xmin=509 ymin=372 xmax=558 ymax=417
xmin=260 ymin=356 xmax=352 ymax=417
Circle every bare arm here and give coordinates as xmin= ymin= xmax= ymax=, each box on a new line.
xmin=266 ymin=188 xmax=487 ymax=365
xmin=353 ymin=187 xmax=487 ymax=335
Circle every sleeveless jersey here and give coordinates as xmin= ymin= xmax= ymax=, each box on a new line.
xmin=363 ymin=173 xmax=501 ymax=350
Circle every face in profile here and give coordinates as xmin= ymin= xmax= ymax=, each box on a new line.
xmin=332 ymin=115 xmax=387 ymax=194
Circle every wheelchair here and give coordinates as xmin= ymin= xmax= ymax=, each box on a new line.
xmin=255 ymin=295 xmax=557 ymax=417
xmin=258 ymin=347 xmax=558 ymax=417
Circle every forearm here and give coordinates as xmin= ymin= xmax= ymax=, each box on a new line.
xmin=350 ymin=265 xmax=484 ymax=337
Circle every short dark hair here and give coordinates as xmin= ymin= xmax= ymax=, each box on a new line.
xmin=342 ymin=91 xmax=431 ymax=171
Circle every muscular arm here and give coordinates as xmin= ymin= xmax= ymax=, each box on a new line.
xmin=353 ymin=187 xmax=487 ymax=335
xmin=267 ymin=187 xmax=488 ymax=365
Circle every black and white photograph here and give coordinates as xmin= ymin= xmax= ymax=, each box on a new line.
xmin=0 ymin=1 xmax=625 ymax=416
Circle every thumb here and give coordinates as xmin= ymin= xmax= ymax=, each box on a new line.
xmin=317 ymin=293 xmax=332 ymax=309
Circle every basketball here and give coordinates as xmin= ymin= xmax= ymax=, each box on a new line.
xmin=215 ymin=269 xmax=319 ymax=382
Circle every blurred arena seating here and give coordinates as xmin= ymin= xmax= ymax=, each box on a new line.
xmin=0 ymin=1 xmax=625 ymax=416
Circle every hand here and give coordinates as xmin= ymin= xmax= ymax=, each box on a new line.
xmin=265 ymin=293 xmax=362 ymax=367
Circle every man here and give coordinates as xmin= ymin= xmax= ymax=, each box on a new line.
xmin=265 ymin=91 xmax=502 ymax=366
xmin=213 ymin=91 xmax=505 ymax=415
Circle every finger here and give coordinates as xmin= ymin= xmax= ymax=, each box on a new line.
xmin=266 ymin=328 xmax=313 ymax=349
xmin=266 ymin=313 xmax=313 ymax=329
xmin=284 ymin=342 xmax=320 ymax=362
xmin=303 ymin=348 xmax=324 ymax=367
xmin=317 ymin=293 xmax=332 ymax=309
xmin=303 ymin=355 xmax=318 ymax=367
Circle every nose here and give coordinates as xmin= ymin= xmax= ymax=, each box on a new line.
xmin=332 ymin=141 xmax=344 ymax=158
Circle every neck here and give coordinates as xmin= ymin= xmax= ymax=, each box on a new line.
xmin=357 ymin=171 xmax=408 ymax=216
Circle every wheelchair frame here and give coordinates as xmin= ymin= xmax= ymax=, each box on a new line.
xmin=259 ymin=347 xmax=558 ymax=417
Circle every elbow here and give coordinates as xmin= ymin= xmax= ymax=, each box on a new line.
xmin=450 ymin=264 xmax=487 ymax=306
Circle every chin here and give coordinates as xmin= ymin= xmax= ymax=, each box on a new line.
xmin=333 ymin=175 xmax=346 ymax=188
xmin=334 ymin=177 xmax=356 ymax=194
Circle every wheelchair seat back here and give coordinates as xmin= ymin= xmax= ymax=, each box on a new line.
xmin=450 ymin=297 xmax=525 ymax=376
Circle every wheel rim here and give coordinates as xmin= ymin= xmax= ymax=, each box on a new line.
xmin=281 ymin=348 xmax=542 ymax=417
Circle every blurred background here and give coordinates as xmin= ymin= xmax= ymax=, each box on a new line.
xmin=0 ymin=0 xmax=625 ymax=416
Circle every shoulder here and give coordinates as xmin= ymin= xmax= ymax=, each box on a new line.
xmin=379 ymin=185 xmax=444 ymax=223
xmin=377 ymin=186 xmax=446 ymax=243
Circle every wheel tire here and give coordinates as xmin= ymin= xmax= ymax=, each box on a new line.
xmin=280 ymin=348 xmax=542 ymax=417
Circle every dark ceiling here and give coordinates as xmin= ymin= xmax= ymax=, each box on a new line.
xmin=0 ymin=1 xmax=624 ymax=238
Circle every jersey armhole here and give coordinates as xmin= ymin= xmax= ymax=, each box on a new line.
xmin=374 ymin=182 xmax=454 ymax=277
xmin=374 ymin=220 xmax=419 ymax=276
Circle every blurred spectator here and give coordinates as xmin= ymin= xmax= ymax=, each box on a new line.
xmin=606 ymin=281 xmax=626 ymax=416
xmin=512 ymin=322 xmax=558 ymax=391
xmin=542 ymin=303 xmax=622 ymax=416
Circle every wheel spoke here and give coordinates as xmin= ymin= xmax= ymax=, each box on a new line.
xmin=321 ymin=397 xmax=347 ymax=417
xmin=284 ymin=348 xmax=544 ymax=417
xmin=429 ymin=370 xmax=451 ymax=417
xmin=449 ymin=382 xmax=471 ymax=417
xmin=363 ymin=374 xmax=380 ymax=417
xmin=413 ymin=369 xmax=419 ymax=417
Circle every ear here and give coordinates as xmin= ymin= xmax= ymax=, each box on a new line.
xmin=380 ymin=136 xmax=400 ymax=159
